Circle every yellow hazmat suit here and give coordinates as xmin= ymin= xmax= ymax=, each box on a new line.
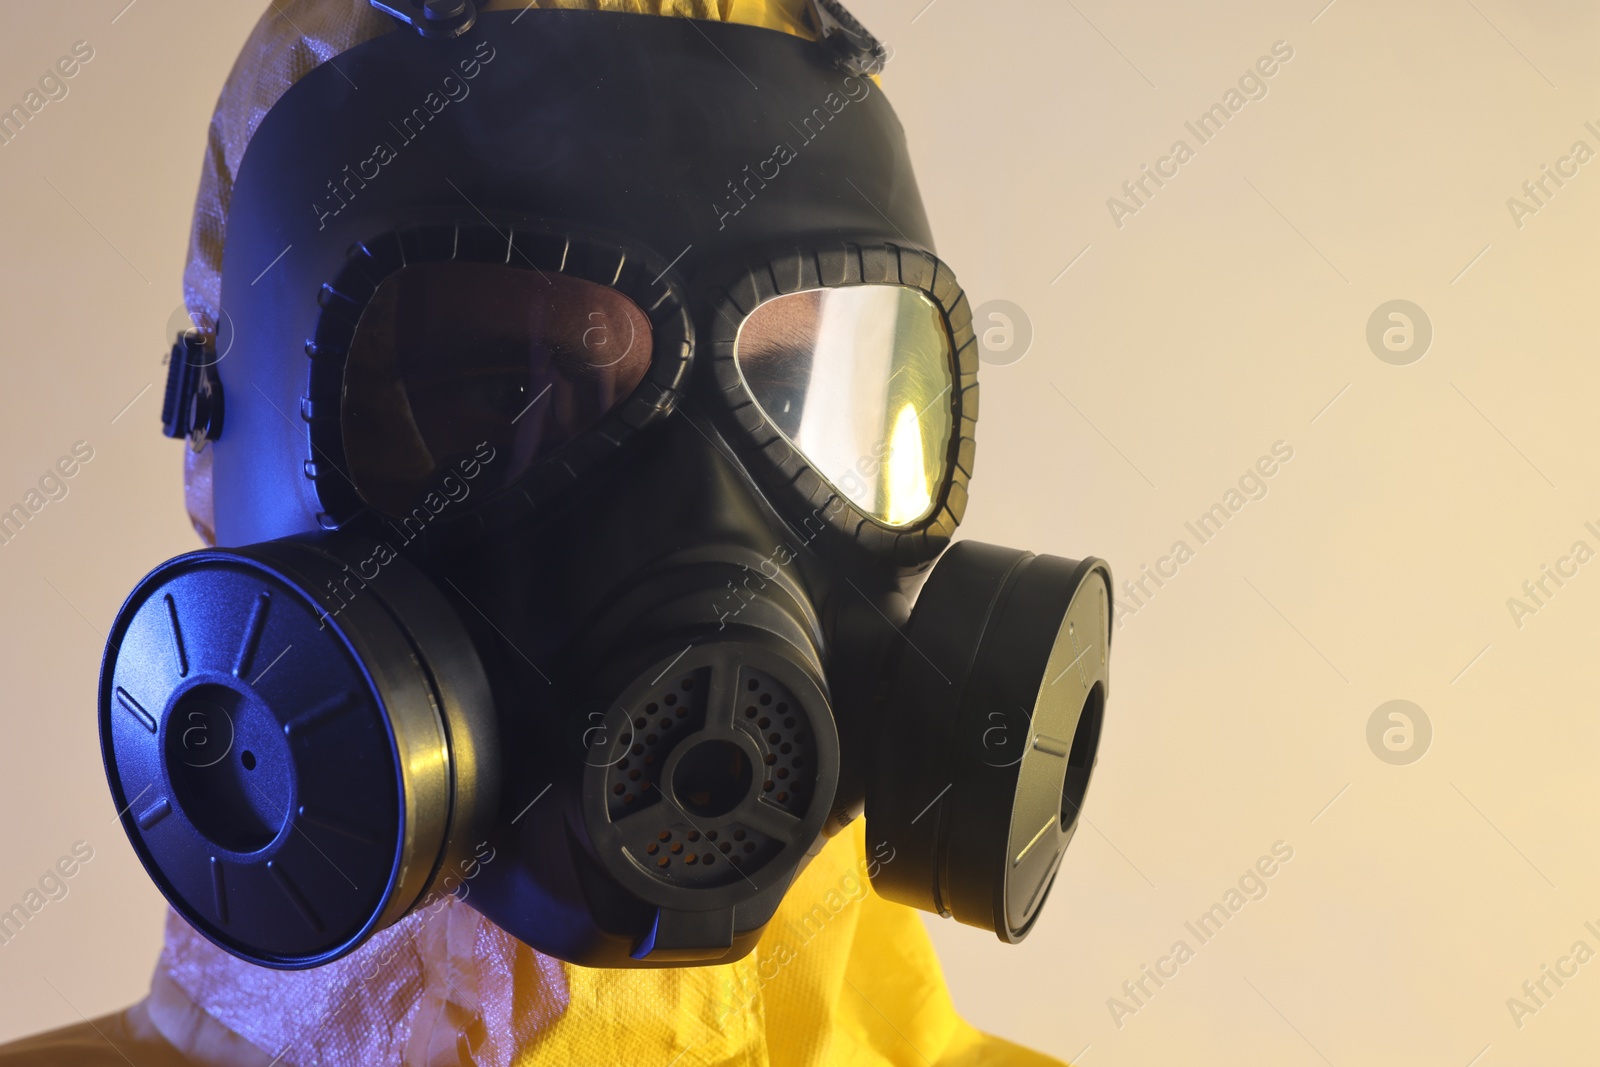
xmin=0 ymin=3 xmax=1068 ymax=1064
xmin=2 ymin=821 xmax=1062 ymax=1065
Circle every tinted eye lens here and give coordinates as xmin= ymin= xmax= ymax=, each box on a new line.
xmin=734 ymin=286 xmax=954 ymax=527
xmin=342 ymin=263 xmax=653 ymax=515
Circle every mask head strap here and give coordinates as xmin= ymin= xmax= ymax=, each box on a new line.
xmin=369 ymin=0 xmax=886 ymax=76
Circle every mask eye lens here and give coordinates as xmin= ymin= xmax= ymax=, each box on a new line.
xmin=341 ymin=262 xmax=654 ymax=516
xmin=733 ymin=285 xmax=954 ymax=527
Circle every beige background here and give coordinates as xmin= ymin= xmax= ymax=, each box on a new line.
xmin=2 ymin=2 xmax=1598 ymax=1064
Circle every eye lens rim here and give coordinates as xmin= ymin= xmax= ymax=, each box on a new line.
xmin=304 ymin=221 xmax=693 ymax=532
xmin=704 ymin=242 xmax=977 ymax=566
xmin=339 ymin=261 xmax=656 ymax=518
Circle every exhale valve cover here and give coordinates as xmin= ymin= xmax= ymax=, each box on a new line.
xmin=101 ymin=3 xmax=1116 ymax=970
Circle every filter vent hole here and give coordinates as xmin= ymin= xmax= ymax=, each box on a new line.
xmin=164 ymin=684 xmax=286 ymax=854
xmin=672 ymin=739 xmax=752 ymax=818
xmin=1060 ymin=684 xmax=1105 ymax=831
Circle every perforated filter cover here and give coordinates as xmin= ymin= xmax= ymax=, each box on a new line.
xmin=579 ymin=640 xmax=837 ymax=913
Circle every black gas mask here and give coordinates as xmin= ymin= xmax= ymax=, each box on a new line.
xmin=101 ymin=4 xmax=1113 ymax=969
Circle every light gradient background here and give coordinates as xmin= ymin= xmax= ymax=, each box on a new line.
xmin=1 ymin=2 xmax=1597 ymax=1065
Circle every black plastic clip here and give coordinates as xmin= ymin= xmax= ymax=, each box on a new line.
xmin=806 ymin=0 xmax=888 ymax=78
xmin=369 ymin=0 xmax=478 ymax=40
xmin=162 ymin=329 xmax=224 ymax=453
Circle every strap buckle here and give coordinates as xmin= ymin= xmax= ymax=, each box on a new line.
xmin=369 ymin=0 xmax=478 ymax=40
xmin=806 ymin=0 xmax=888 ymax=78
xmin=161 ymin=329 xmax=225 ymax=452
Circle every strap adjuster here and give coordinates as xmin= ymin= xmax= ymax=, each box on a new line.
xmin=806 ymin=0 xmax=888 ymax=78
xmin=161 ymin=329 xmax=225 ymax=452
xmin=369 ymin=0 xmax=478 ymax=40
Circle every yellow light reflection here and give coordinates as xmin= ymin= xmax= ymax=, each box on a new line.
xmin=884 ymin=402 xmax=931 ymax=526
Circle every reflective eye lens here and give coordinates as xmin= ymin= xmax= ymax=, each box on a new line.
xmin=733 ymin=286 xmax=954 ymax=527
xmin=342 ymin=262 xmax=653 ymax=516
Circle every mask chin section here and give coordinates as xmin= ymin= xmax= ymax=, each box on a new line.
xmin=569 ymin=553 xmax=840 ymax=965
xmin=99 ymin=534 xmax=498 ymax=969
xmin=867 ymin=541 xmax=1112 ymax=943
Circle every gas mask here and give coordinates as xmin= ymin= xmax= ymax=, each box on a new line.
xmin=101 ymin=3 xmax=1113 ymax=970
